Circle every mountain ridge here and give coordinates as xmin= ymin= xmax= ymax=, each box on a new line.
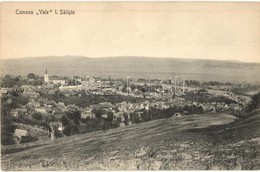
xmin=3 ymin=55 xmax=259 ymax=64
xmin=1 ymin=56 xmax=260 ymax=82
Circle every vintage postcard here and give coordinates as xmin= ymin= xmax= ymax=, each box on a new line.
xmin=1 ymin=2 xmax=260 ymax=170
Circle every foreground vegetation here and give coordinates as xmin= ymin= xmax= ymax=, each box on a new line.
xmin=1 ymin=112 xmax=259 ymax=170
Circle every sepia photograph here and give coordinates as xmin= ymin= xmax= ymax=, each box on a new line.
xmin=0 ymin=2 xmax=260 ymax=170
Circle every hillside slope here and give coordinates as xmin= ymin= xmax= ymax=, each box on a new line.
xmin=1 ymin=112 xmax=260 ymax=170
xmin=1 ymin=56 xmax=260 ymax=82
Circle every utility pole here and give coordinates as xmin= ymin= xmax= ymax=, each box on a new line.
xmin=104 ymin=81 xmax=107 ymax=95
xmin=127 ymin=76 xmax=130 ymax=94
xmin=174 ymin=76 xmax=178 ymax=95
xmin=162 ymin=84 xmax=164 ymax=94
xmin=169 ymin=77 xmax=172 ymax=93
xmin=182 ymin=81 xmax=185 ymax=94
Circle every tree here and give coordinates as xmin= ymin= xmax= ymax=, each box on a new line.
xmin=1 ymin=97 xmax=16 ymax=145
xmin=32 ymin=112 xmax=43 ymax=121
xmin=246 ymin=91 xmax=260 ymax=112
xmin=20 ymin=135 xmax=38 ymax=143
xmin=107 ymin=111 xmax=114 ymax=122
xmin=66 ymin=110 xmax=81 ymax=124
xmin=1 ymin=75 xmax=15 ymax=87
xmin=27 ymin=73 xmax=36 ymax=79
xmin=123 ymin=112 xmax=129 ymax=125
xmin=130 ymin=112 xmax=141 ymax=124
xmin=61 ymin=110 xmax=81 ymax=136
xmin=61 ymin=115 xmax=69 ymax=126
xmin=63 ymin=125 xmax=79 ymax=136
xmin=92 ymin=109 xmax=103 ymax=119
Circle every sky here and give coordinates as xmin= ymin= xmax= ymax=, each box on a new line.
xmin=1 ymin=2 xmax=260 ymax=62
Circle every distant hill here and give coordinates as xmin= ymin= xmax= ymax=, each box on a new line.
xmin=1 ymin=56 xmax=260 ymax=82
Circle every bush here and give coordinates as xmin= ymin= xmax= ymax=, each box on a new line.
xmin=92 ymin=109 xmax=103 ymax=119
xmin=27 ymin=73 xmax=36 ymax=79
xmin=63 ymin=125 xmax=79 ymax=136
xmin=66 ymin=110 xmax=81 ymax=124
xmin=210 ymin=96 xmax=237 ymax=105
xmin=130 ymin=112 xmax=141 ymax=124
xmin=61 ymin=110 xmax=81 ymax=136
xmin=54 ymin=130 xmax=63 ymax=138
xmin=20 ymin=135 xmax=38 ymax=143
xmin=1 ymin=98 xmax=16 ymax=145
xmin=32 ymin=112 xmax=43 ymax=121
xmin=246 ymin=91 xmax=260 ymax=112
xmin=1 ymin=131 xmax=16 ymax=145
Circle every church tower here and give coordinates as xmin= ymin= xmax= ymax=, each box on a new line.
xmin=44 ymin=69 xmax=49 ymax=83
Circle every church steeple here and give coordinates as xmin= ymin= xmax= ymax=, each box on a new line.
xmin=44 ymin=69 xmax=49 ymax=83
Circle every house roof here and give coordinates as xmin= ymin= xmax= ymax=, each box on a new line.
xmin=27 ymin=101 xmax=40 ymax=107
xmin=43 ymin=100 xmax=55 ymax=105
xmin=99 ymin=102 xmax=114 ymax=108
xmin=50 ymin=122 xmax=62 ymax=127
xmin=15 ymin=108 xmax=27 ymax=112
xmin=52 ymin=107 xmax=63 ymax=114
xmin=14 ymin=129 xmax=27 ymax=139
xmin=91 ymin=102 xmax=114 ymax=109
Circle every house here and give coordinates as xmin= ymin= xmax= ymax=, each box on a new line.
xmin=10 ymin=108 xmax=27 ymax=116
xmin=81 ymin=108 xmax=94 ymax=119
xmin=119 ymin=122 xmax=126 ymax=127
xmin=57 ymin=102 xmax=65 ymax=107
xmin=45 ymin=106 xmax=53 ymax=113
xmin=6 ymin=98 xmax=12 ymax=104
xmin=174 ymin=112 xmax=182 ymax=117
xmin=81 ymin=113 xmax=96 ymax=119
xmin=51 ymin=80 xmax=66 ymax=85
xmin=0 ymin=88 xmax=8 ymax=95
xmin=58 ymin=125 xmax=64 ymax=131
xmin=102 ymin=88 xmax=115 ymax=94
xmin=144 ymin=104 xmax=149 ymax=110
xmin=43 ymin=99 xmax=56 ymax=106
xmin=38 ymin=97 xmax=48 ymax=103
xmin=101 ymin=114 xmax=108 ymax=119
xmin=28 ymin=78 xmax=35 ymax=82
xmin=59 ymin=85 xmax=82 ymax=91
xmin=67 ymin=104 xmax=80 ymax=111
xmin=35 ymin=107 xmax=47 ymax=114
xmin=50 ymin=122 xmax=64 ymax=131
xmin=21 ymin=85 xmax=36 ymax=92
xmin=21 ymin=85 xmax=39 ymax=99
xmin=139 ymin=103 xmax=145 ymax=109
xmin=114 ymin=112 xmax=124 ymax=118
xmin=28 ymin=93 xmax=39 ymax=99
xmin=57 ymin=102 xmax=66 ymax=112
xmin=91 ymin=102 xmax=114 ymax=110
xmin=211 ymin=102 xmax=217 ymax=105
xmin=14 ymin=129 xmax=28 ymax=140
xmin=44 ymin=70 xmax=65 ymax=85
xmin=127 ymin=103 xmax=133 ymax=108
xmin=135 ymin=111 xmax=143 ymax=120
xmin=27 ymin=100 xmax=41 ymax=108
xmin=10 ymin=109 xmax=19 ymax=116
xmin=52 ymin=107 xmax=63 ymax=114
xmin=42 ymin=83 xmax=54 ymax=89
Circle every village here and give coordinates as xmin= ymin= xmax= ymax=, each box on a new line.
xmin=0 ymin=70 xmax=254 ymax=145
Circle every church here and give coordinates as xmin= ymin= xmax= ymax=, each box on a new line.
xmin=44 ymin=70 xmax=65 ymax=85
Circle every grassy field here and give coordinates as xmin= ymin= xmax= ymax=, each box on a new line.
xmin=1 ymin=112 xmax=260 ymax=170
